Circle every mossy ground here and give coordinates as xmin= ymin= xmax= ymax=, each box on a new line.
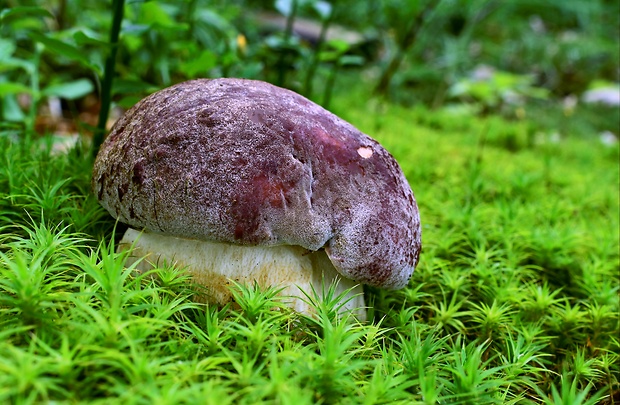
xmin=1 ymin=85 xmax=618 ymax=404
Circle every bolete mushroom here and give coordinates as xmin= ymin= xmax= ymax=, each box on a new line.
xmin=92 ymin=78 xmax=421 ymax=320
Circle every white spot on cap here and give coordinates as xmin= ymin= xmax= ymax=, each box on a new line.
xmin=357 ymin=146 xmax=373 ymax=159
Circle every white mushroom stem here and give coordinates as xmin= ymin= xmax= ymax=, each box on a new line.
xmin=119 ymin=228 xmax=366 ymax=320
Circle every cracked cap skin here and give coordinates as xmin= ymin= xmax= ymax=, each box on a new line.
xmin=92 ymin=78 xmax=421 ymax=289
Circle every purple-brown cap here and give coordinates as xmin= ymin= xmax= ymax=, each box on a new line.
xmin=92 ymin=78 xmax=421 ymax=289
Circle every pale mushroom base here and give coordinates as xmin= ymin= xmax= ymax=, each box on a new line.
xmin=119 ymin=228 xmax=367 ymax=320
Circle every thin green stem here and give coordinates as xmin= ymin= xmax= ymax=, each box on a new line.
xmin=92 ymin=0 xmax=125 ymax=157
xmin=25 ymin=44 xmax=42 ymax=140
xmin=322 ymin=61 xmax=340 ymax=109
xmin=374 ymin=0 xmax=442 ymax=96
xmin=303 ymin=11 xmax=334 ymax=98
xmin=276 ymin=0 xmax=298 ymax=87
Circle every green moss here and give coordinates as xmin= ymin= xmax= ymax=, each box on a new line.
xmin=0 ymin=90 xmax=618 ymax=403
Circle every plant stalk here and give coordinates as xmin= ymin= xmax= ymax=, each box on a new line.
xmin=374 ymin=0 xmax=442 ymax=96
xmin=276 ymin=0 xmax=298 ymax=87
xmin=303 ymin=9 xmax=334 ymax=98
xmin=25 ymin=44 xmax=42 ymax=140
xmin=92 ymin=0 xmax=125 ymax=157
xmin=322 ymin=61 xmax=340 ymax=109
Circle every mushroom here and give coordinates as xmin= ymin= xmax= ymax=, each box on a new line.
xmin=92 ymin=78 xmax=421 ymax=320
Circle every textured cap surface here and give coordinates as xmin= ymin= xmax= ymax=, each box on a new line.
xmin=92 ymin=78 xmax=421 ymax=289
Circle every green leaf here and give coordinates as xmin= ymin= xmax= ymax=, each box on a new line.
xmin=339 ymin=55 xmax=364 ymax=66
xmin=195 ymin=9 xmax=234 ymax=33
xmin=29 ymin=32 xmax=97 ymax=72
xmin=140 ymin=2 xmax=175 ymax=27
xmin=73 ymin=31 xmax=110 ymax=48
xmin=2 ymin=94 xmax=26 ymax=122
xmin=0 ymin=6 xmax=53 ymax=23
xmin=112 ymin=79 xmax=157 ymax=96
xmin=0 ymin=56 xmax=35 ymax=73
xmin=319 ymin=41 xmax=355 ymax=62
xmin=0 ymin=82 xmax=31 ymax=96
xmin=140 ymin=2 xmax=188 ymax=31
xmin=326 ymin=39 xmax=350 ymax=53
xmin=42 ymin=79 xmax=94 ymax=99
xmin=0 ymin=38 xmax=16 ymax=59
xmin=318 ymin=50 xmax=341 ymax=62
xmin=116 ymin=95 xmax=144 ymax=109
xmin=179 ymin=50 xmax=217 ymax=78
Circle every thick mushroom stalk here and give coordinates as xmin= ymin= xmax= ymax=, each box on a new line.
xmin=93 ymin=78 xmax=421 ymax=321
xmin=120 ymin=228 xmax=365 ymax=318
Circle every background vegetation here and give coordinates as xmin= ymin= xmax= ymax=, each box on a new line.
xmin=1 ymin=0 xmax=618 ymax=403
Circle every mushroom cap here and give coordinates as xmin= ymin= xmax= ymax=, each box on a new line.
xmin=92 ymin=78 xmax=421 ymax=289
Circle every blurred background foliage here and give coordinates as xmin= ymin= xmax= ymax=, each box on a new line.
xmin=0 ymin=0 xmax=618 ymax=140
